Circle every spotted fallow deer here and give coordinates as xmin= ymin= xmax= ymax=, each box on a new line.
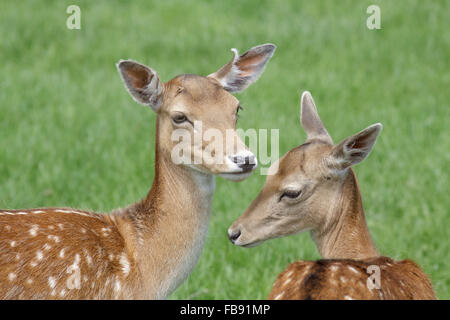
xmin=0 ymin=44 xmax=276 ymax=299
xmin=228 ymin=92 xmax=436 ymax=300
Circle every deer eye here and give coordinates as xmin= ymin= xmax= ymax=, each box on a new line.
xmin=280 ymin=189 xmax=302 ymax=201
xmin=172 ymin=113 xmax=188 ymax=124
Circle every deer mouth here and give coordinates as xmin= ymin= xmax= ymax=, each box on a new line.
xmin=239 ymin=240 xmax=263 ymax=248
xmin=219 ymin=170 xmax=254 ymax=181
xmin=228 ymin=227 xmax=264 ymax=247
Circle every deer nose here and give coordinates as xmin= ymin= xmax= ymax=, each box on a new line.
xmin=228 ymin=229 xmax=241 ymax=244
xmin=229 ymin=155 xmax=257 ymax=172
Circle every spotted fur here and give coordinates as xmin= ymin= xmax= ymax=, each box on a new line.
xmin=268 ymin=257 xmax=436 ymax=300
xmin=0 ymin=209 xmax=134 ymax=299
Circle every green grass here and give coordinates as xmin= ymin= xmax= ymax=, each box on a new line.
xmin=0 ymin=0 xmax=449 ymax=299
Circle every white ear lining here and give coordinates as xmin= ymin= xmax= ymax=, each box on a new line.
xmin=209 ymin=44 xmax=276 ymax=93
xmin=328 ymin=123 xmax=382 ymax=170
xmin=117 ymin=60 xmax=163 ymax=111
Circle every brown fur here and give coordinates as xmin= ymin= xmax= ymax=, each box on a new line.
xmin=0 ymin=44 xmax=276 ymax=299
xmin=268 ymin=257 xmax=436 ymax=300
xmin=0 ymin=209 xmax=137 ymax=299
xmin=229 ymin=92 xmax=436 ymax=300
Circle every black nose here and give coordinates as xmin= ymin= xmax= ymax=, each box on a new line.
xmin=230 ymin=156 xmax=256 ymax=172
xmin=228 ymin=229 xmax=241 ymax=244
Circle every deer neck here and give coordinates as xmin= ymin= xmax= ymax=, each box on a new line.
xmin=118 ymin=118 xmax=216 ymax=299
xmin=311 ymin=169 xmax=378 ymax=260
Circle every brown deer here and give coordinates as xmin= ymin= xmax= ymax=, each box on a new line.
xmin=0 ymin=44 xmax=276 ymax=299
xmin=228 ymin=91 xmax=436 ymax=300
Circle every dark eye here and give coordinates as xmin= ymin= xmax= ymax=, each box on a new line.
xmin=172 ymin=113 xmax=188 ymax=124
xmin=280 ymin=190 xmax=302 ymax=201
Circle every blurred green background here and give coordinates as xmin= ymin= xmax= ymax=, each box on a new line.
xmin=0 ymin=0 xmax=449 ymax=299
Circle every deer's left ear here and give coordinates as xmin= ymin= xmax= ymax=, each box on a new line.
xmin=208 ymin=44 xmax=276 ymax=93
xmin=328 ymin=123 xmax=382 ymax=171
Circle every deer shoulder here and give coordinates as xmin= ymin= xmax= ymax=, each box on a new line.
xmin=268 ymin=257 xmax=436 ymax=300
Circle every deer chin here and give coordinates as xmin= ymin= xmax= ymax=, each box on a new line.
xmin=218 ymin=170 xmax=254 ymax=182
xmin=184 ymin=163 xmax=254 ymax=181
xmin=233 ymin=238 xmax=264 ymax=248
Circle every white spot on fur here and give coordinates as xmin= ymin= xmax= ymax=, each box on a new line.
xmin=10 ymin=241 xmax=16 ymax=247
xmin=5 ymin=225 xmax=11 ymax=231
xmin=72 ymin=254 xmax=80 ymax=267
xmin=330 ymin=265 xmax=339 ymax=272
xmin=101 ymin=227 xmax=111 ymax=237
xmin=8 ymin=273 xmax=17 ymax=281
xmin=32 ymin=210 xmax=45 ymax=214
xmin=85 ymin=253 xmax=92 ymax=265
xmin=348 ymin=266 xmax=359 ymax=274
xmin=344 ymin=295 xmax=354 ymax=300
xmin=29 ymin=225 xmax=39 ymax=236
xmin=36 ymin=250 xmax=44 ymax=261
xmin=119 ymin=253 xmax=130 ymax=277
xmin=114 ymin=279 xmax=121 ymax=293
xmin=57 ymin=223 xmax=64 ymax=230
xmin=48 ymin=235 xmax=60 ymax=243
xmin=48 ymin=276 xmax=56 ymax=289
xmin=26 ymin=279 xmax=33 ymax=284
xmin=274 ymin=292 xmax=284 ymax=300
xmin=283 ymin=278 xmax=292 ymax=286
xmin=54 ymin=209 xmax=93 ymax=218
xmin=59 ymin=248 xmax=66 ymax=259
xmin=55 ymin=209 xmax=72 ymax=213
xmin=59 ymin=289 xmax=66 ymax=297
xmin=43 ymin=243 xmax=52 ymax=251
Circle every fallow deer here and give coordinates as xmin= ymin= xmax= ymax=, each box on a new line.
xmin=228 ymin=91 xmax=436 ymax=300
xmin=0 ymin=44 xmax=276 ymax=299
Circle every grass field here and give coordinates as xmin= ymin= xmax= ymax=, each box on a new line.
xmin=0 ymin=0 xmax=449 ymax=299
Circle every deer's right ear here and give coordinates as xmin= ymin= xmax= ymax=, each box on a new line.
xmin=208 ymin=44 xmax=276 ymax=93
xmin=300 ymin=91 xmax=332 ymax=144
xmin=117 ymin=60 xmax=163 ymax=111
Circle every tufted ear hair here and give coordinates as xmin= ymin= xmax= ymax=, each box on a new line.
xmin=208 ymin=43 xmax=276 ymax=93
xmin=300 ymin=91 xmax=333 ymax=144
xmin=328 ymin=123 xmax=382 ymax=171
xmin=117 ymin=60 xmax=163 ymax=111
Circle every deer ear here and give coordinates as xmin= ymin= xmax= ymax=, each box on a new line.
xmin=300 ymin=91 xmax=332 ymax=144
xmin=208 ymin=43 xmax=276 ymax=93
xmin=328 ymin=123 xmax=382 ymax=171
xmin=117 ymin=60 xmax=163 ymax=111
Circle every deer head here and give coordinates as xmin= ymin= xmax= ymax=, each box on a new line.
xmin=117 ymin=44 xmax=276 ymax=181
xmin=228 ymin=91 xmax=382 ymax=249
